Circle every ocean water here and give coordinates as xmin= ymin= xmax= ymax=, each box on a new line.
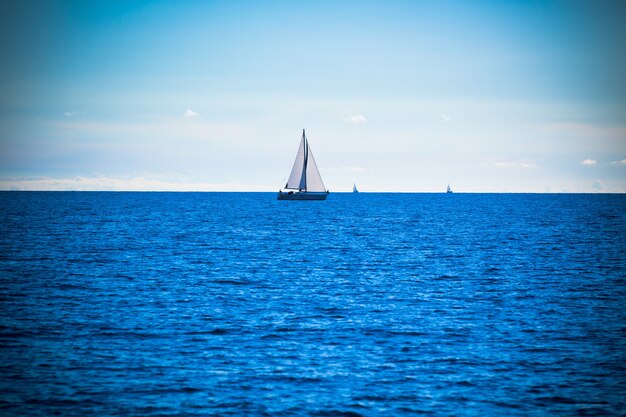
xmin=0 ymin=192 xmax=625 ymax=416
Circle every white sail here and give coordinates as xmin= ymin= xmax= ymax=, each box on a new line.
xmin=304 ymin=143 xmax=326 ymax=192
xmin=284 ymin=130 xmax=326 ymax=192
xmin=285 ymin=135 xmax=306 ymax=189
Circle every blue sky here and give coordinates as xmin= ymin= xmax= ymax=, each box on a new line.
xmin=1 ymin=0 xmax=625 ymax=191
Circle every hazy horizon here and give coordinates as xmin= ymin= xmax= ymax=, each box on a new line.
xmin=1 ymin=1 xmax=625 ymax=193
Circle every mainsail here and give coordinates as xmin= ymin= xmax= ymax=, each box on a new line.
xmin=284 ymin=130 xmax=326 ymax=192
xmin=285 ymin=135 xmax=306 ymax=189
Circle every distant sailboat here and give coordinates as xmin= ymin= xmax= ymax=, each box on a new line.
xmin=446 ymin=184 xmax=453 ymax=194
xmin=353 ymin=183 xmax=359 ymax=193
xmin=277 ymin=130 xmax=329 ymax=200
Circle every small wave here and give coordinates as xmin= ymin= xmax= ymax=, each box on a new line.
xmin=434 ymin=357 xmax=478 ymax=366
xmin=261 ymin=333 xmax=283 ymax=340
xmin=536 ymin=396 xmax=580 ymax=405
xmin=128 ymin=387 xmax=203 ymax=395
xmin=436 ymin=274 xmax=460 ymax=280
xmin=185 ymin=328 xmax=231 ymax=335
xmin=207 ymin=328 xmax=229 ymax=335
xmin=311 ymin=410 xmax=363 ymax=417
xmin=275 ymin=327 xmax=296 ymax=332
xmin=112 ymin=273 xmax=134 ymax=280
xmin=25 ymin=397 xmax=105 ymax=407
xmin=52 ymin=283 xmax=89 ymax=290
xmin=180 ymin=387 xmax=202 ymax=393
xmin=396 ymin=406 xmax=433 ymax=414
xmin=91 ymin=331 xmax=166 ymax=339
xmin=352 ymin=395 xmax=386 ymax=402
xmin=269 ymin=375 xmax=323 ymax=384
xmin=453 ymin=380 xmax=475 ymax=387
xmin=522 ymin=329 xmax=537 ymax=333
xmin=213 ymin=279 xmax=250 ymax=286
xmin=0 ymin=329 xmax=40 ymax=339
xmin=389 ymin=331 xmax=428 ymax=337
xmin=489 ymin=401 xmax=522 ymax=409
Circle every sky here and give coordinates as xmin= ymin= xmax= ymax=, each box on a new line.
xmin=1 ymin=0 xmax=625 ymax=192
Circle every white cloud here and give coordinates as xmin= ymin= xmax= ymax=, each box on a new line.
xmin=610 ymin=159 xmax=626 ymax=165
xmin=184 ymin=108 xmax=199 ymax=118
xmin=440 ymin=114 xmax=451 ymax=122
xmin=581 ymin=159 xmax=597 ymax=165
xmin=64 ymin=111 xmax=86 ymax=117
xmin=494 ymin=162 xmax=537 ymax=169
xmin=344 ymin=114 xmax=366 ymax=124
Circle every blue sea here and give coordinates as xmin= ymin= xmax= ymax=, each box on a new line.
xmin=1 ymin=192 xmax=625 ymax=416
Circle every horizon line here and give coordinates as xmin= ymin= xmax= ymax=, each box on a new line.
xmin=1 ymin=190 xmax=624 ymax=195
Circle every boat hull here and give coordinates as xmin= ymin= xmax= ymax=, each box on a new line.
xmin=277 ymin=191 xmax=328 ymax=200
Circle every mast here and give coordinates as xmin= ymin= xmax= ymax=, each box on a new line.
xmin=301 ymin=129 xmax=308 ymax=191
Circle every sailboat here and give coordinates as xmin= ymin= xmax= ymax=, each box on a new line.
xmin=446 ymin=184 xmax=453 ymax=193
xmin=277 ymin=129 xmax=329 ymax=200
xmin=353 ymin=183 xmax=359 ymax=193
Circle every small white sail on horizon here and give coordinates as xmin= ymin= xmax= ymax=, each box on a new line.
xmin=353 ymin=183 xmax=359 ymax=193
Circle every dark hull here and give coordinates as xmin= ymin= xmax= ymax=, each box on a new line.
xmin=277 ymin=191 xmax=328 ymax=200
